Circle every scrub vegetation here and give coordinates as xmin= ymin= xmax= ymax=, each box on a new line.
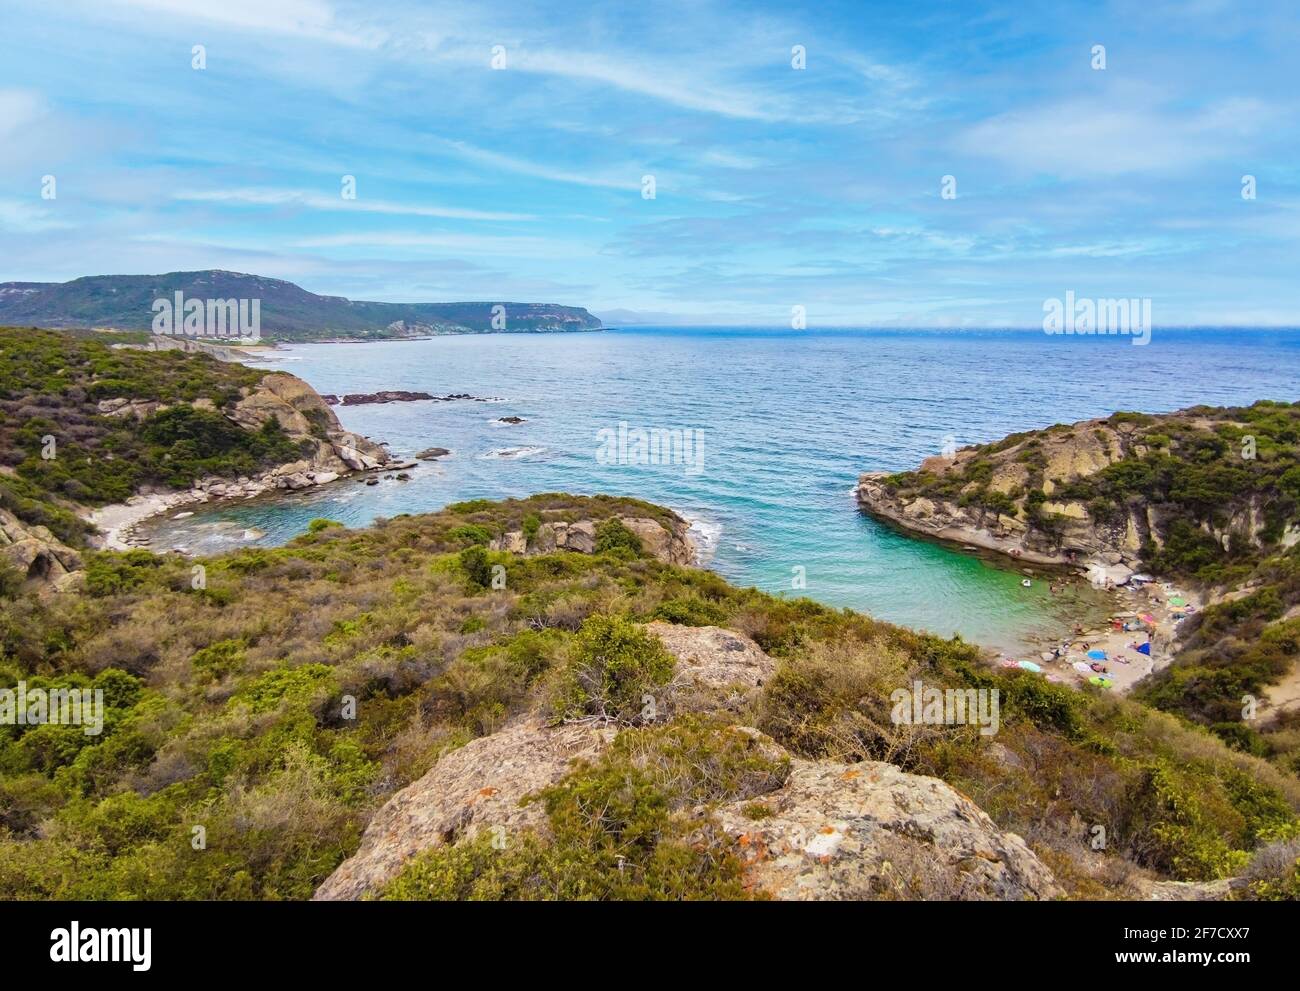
xmin=2 ymin=495 xmax=1296 ymax=899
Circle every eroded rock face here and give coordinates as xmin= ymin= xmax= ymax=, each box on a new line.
xmin=0 ymin=507 xmax=82 ymax=588
xmin=489 ymin=516 xmax=696 ymax=566
xmin=715 ymin=758 xmax=1063 ymax=901
xmin=233 ymin=373 xmax=389 ymax=474
xmin=313 ymin=719 xmax=614 ymax=901
xmin=855 ymin=411 xmax=1273 ymax=576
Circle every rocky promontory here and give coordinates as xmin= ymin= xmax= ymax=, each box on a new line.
xmin=488 ymin=514 xmax=696 ymax=566
xmin=87 ymin=372 xmax=407 ymax=552
xmin=856 ymin=405 xmax=1299 ymax=585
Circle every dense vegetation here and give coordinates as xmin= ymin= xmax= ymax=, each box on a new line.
xmin=2 ymin=494 xmax=1296 ymax=900
xmin=0 ymin=327 xmax=309 ymax=544
xmin=884 ymin=402 xmax=1300 ymax=776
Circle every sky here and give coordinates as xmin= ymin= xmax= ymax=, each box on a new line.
xmin=1 ymin=0 xmax=1298 ymax=326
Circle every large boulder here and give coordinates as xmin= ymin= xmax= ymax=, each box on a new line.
xmin=0 ymin=507 xmax=82 ymax=587
xmin=646 ymin=621 xmax=774 ymax=701
xmin=715 ymin=758 xmax=1063 ymax=901
xmin=313 ymin=719 xmax=613 ymax=901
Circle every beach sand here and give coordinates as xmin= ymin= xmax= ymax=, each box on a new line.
xmin=85 ymin=493 xmax=195 ymax=551
xmin=999 ymin=578 xmax=1200 ymax=695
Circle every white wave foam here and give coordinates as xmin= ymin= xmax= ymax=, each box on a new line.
xmin=480 ymin=445 xmax=547 ymax=460
xmin=682 ymin=515 xmax=722 ymax=565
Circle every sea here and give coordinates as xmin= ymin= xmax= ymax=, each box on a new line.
xmin=140 ymin=327 xmax=1300 ymax=655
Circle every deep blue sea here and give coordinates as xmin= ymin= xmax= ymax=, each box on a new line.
xmin=142 ymin=328 xmax=1300 ymax=654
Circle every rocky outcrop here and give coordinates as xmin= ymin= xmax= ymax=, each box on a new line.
xmin=316 ymin=717 xmax=1061 ymax=902
xmin=314 ymin=719 xmax=614 ymax=901
xmin=716 ymin=757 xmax=1063 ymax=900
xmin=857 ymin=472 xmax=1095 ymax=567
xmin=315 ymin=619 xmax=1061 ymax=902
xmin=0 ymin=507 xmax=82 ymax=589
xmin=232 ymin=372 xmax=390 ymax=475
xmin=320 ymin=391 xmax=502 ymax=406
xmin=96 ymin=397 xmax=169 ymax=420
xmin=646 ymin=621 xmax=775 ymax=705
xmin=856 ymin=411 xmax=1272 ymax=580
xmin=490 ymin=515 xmax=696 ymax=566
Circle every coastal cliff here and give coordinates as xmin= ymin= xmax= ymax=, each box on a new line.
xmin=857 ymin=401 xmax=1300 ymax=773
xmin=0 ymin=328 xmax=397 ymax=579
xmin=857 ymin=404 xmax=1300 ymax=584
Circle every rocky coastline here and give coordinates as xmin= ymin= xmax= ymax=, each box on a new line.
xmin=85 ymin=371 xmax=416 ymax=552
xmin=320 ymin=391 xmax=502 ymax=406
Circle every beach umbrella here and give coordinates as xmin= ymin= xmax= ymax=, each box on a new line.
xmin=1136 ymin=642 xmax=1151 ymax=655
xmin=1168 ymin=596 xmax=1187 ymax=607
xmin=1017 ymin=661 xmax=1043 ymax=673
xmin=1139 ymin=613 xmax=1157 ymax=624
xmin=1086 ymin=649 xmax=1107 ymax=660
xmin=1073 ymin=661 xmax=1093 ymax=673
xmin=1088 ymin=676 xmax=1114 ymax=688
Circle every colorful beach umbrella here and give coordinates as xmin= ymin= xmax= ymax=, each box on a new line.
xmin=1017 ymin=661 xmax=1043 ymax=673
xmin=1168 ymin=596 xmax=1187 ymax=607
xmin=1136 ymin=642 xmax=1151 ymax=655
xmin=1073 ymin=661 xmax=1093 ymax=673
xmin=1086 ymin=649 xmax=1107 ymax=660
xmin=1088 ymin=676 xmax=1114 ymax=688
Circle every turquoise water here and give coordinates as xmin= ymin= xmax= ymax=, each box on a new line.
xmin=142 ymin=328 xmax=1300 ymax=653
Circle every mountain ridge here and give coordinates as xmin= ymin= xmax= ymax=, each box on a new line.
xmin=0 ymin=270 xmax=602 ymax=341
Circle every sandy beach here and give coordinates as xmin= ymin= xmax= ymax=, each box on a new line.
xmin=85 ymin=493 xmax=199 ymax=551
xmin=997 ymin=576 xmax=1201 ymax=695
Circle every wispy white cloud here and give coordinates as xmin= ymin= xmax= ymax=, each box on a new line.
xmin=0 ymin=198 xmax=74 ymax=232
xmin=957 ymin=96 xmax=1281 ymax=176
xmin=95 ymin=0 xmax=385 ymax=48
xmin=440 ymin=140 xmax=639 ymax=191
xmin=173 ymin=187 xmax=535 ymax=221
xmin=0 ymin=89 xmax=45 ymax=141
xmin=289 ymin=231 xmax=589 ymax=256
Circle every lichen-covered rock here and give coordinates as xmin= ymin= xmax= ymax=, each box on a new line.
xmin=313 ymin=719 xmax=614 ymax=901
xmin=646 ymin=622 xmax=774 ymax=700
xmin=715 ymin=758 xmax=1063 ymax=901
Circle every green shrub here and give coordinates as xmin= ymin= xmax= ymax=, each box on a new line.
xmin=459 ymin=545 xmax=493 ymax=588
xmin=651 ymin=596 xmax=728 ymax=626
xmin=594 ymin=518 xmax=643 ymax=557
xmin=551 ymin=615 xmax=675 ymax=724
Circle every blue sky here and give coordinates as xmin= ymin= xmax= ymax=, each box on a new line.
xmin=1 ymin=0 xmax=1297 ymax=325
